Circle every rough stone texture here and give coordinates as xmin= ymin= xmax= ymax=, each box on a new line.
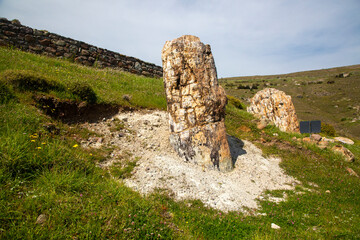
xmin=334 ymin=137 xmax=354 ymax=145
xmin=332 ymin=145 xmax=355 ymax=162
xmin=247 ymin=88 xmax=299 ymax=132
xmin=346 ymin=167 xmax=359 ymax=178
xmin=0 ymin=18 xmax=162 ymax=78
xmin=310 ymin=134 xmax=322 ymax=142
xmin=161 ymin=35 xmax=232 ymax=172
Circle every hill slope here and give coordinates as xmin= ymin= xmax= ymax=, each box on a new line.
xmin=1 ymin=47 xmax=360 ymax=239
xmin=221 ymin=65 xmax=360 ymax=139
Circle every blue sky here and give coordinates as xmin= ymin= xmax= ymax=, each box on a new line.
xmin=1 ymin=0 xmax=359 ymax=77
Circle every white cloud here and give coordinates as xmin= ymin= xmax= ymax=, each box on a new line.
xmin=1 ymin=0 xmax=359 ymax=76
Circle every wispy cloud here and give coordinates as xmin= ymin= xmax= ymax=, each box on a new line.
xmin=1 ymin=0 xmax=359 ymax=77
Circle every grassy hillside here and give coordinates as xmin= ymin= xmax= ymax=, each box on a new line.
xmin=1 ymin=46 xmax=360 ymax=239
xmin=220 ymin=65 xmax=360 ymax=140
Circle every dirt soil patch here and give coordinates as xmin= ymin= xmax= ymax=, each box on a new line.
xmin=35 ymin=95 xmax=121 ymax=124
xmin=81 ymin=109 xmax=300 ymax=212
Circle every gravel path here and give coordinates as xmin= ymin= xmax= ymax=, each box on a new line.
xmin=81 ymin=110 xmax=299 ymax=212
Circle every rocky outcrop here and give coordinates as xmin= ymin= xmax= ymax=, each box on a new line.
xmin=247 ymin=88 xmax=299 ymax=132
xmin=161 ymin=35 xmax=232 ymax=172
xmin=332 ymin=145 xmax=355 ymax=162
xmin=0 ymin=18 xmax=162 ymax=78
xmin=334 ymin=137 xmax=354 ymax=145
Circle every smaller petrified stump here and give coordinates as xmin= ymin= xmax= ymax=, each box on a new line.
xmin=247 ymin=88 xmax=299 ymax=132
xmin=162 ymin=35 xmax=232 ymax=172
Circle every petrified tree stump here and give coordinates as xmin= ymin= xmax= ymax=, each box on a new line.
xmin=247 ymin=88 xmax=300 ymax=132
xmin=161 ymin=35 xmax=233 ymax=172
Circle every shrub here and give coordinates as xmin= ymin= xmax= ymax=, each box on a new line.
xmin=70 ymin=82 xmax=97 ymax=104
xmin=321 ymin=122 xmax=336 ymax=137
xmin=237 ymin=84 xmax=251 ymax=90
xmin=0 ymin=81 xmax=15 ymax=104
xmin=2 ymin=70 xmax=64 ymax=92
xmin=251 ymin=83 xmax=259 ymax=89
xmin=227 ymin=95 xmax=245 ymax=110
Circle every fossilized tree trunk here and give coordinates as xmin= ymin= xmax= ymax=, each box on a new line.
xmin=247 ymin=88 xmax=300 ymax=132
xmin=161 ymin=35 xmax=233 ymax=172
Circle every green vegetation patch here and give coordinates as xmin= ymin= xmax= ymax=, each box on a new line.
xmin=321 ymin=122 xmax=336 ymax=137
xmin=0 ymin=81 xmax=16 ymax=104
xmin=0 ymin=47 xmax=166 ymax=109
xmin=1 ymin=46 xmax=360 ymax=239
xmin=1 ymin=69 xmax=64 ymax=93
xmin=227 ymin=95 xmax=246 ymax=110
xmin=69 ymin=81 xmax=97 ymax=104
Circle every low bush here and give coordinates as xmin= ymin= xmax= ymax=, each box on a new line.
xmin=237 ymin=84 xmax=251 ymax=90
xmin=0 ymin=81 xmax=15 ymax=104
xmin=227 ymin=95 xmax=245 ymax=110
xmin=321 ymin=122 xmax=336 ymax=136
xmin=69 ymin=82 xmax=97 ymax=104
xmin=1 ymin=70 xmax=64 ymax=92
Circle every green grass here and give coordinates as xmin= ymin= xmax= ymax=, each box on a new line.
xmin=221 ymin=65 xmax=360 ymax=140
xmin=1 ymin=46 xmax=360 ymax=239
xmin=0 ymin=47 xmax=166 ymax=109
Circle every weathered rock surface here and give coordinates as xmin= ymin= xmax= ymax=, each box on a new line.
xmin=332 ymin=145 xmax=355 ymax=162
xmin=247 ymin=88 xmax=299 ymax=132
xmin=161 ymin=35 xmax=232 ymax=172
xmin=334 ymin=137 xmax=354 ymax=145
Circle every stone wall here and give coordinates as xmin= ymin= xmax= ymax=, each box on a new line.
xmin=0 ymin=18 xmax=162 ymax=78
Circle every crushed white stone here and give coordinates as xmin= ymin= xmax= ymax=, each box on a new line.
xmin=81 ymin=110 xmax=300 ymax=213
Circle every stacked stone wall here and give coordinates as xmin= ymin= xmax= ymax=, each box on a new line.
xmin=0 ymin=18 xmax=162 ymax=78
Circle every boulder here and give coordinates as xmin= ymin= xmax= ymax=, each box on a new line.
xmin=310 ymin=134 xmax=322 ymax=142
xmin=332 ymin=145 xmax=355 ymax=162
xmin=334 ymin=137 xmax=354 ymax=145
xmin=162 ymin=35 xmax=232 ymax=172
xmin=247 ymin=88 xmax=299 ymax=132
xmin=317 ymin=140 xmax=329 ymax=149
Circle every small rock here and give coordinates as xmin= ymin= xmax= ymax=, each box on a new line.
xmin=36 ymin=214 xmax=48 ymax=225
xmin=122 ymin=94 xmax=132 ymax=102
xmin=346 ymin=168 xmax=359 ymax=178
xmin=331 ymin=145 xmax=355 ymax=162
xmin=271 ymin=223 xmax=281 ymax=229
xmin=317 ymin=140 xmax=329 ymax=149
xmin=334 ymin=137 xmax=354 ymax=145
xmin=260 ymin=138 xmax=267 ymax=143
xmin=322 ymin=137 xmax=335 ymax=143
xmin=239 ymin=125 xmax=251 ymax=132
xmin=310 ymin=134 xmax=322 ymax=142
xmin=256 ymin=121 xmax=267 ymax=130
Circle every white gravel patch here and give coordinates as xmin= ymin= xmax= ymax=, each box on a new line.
xmin=82 ymin=110 xmax=299 ymax=212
